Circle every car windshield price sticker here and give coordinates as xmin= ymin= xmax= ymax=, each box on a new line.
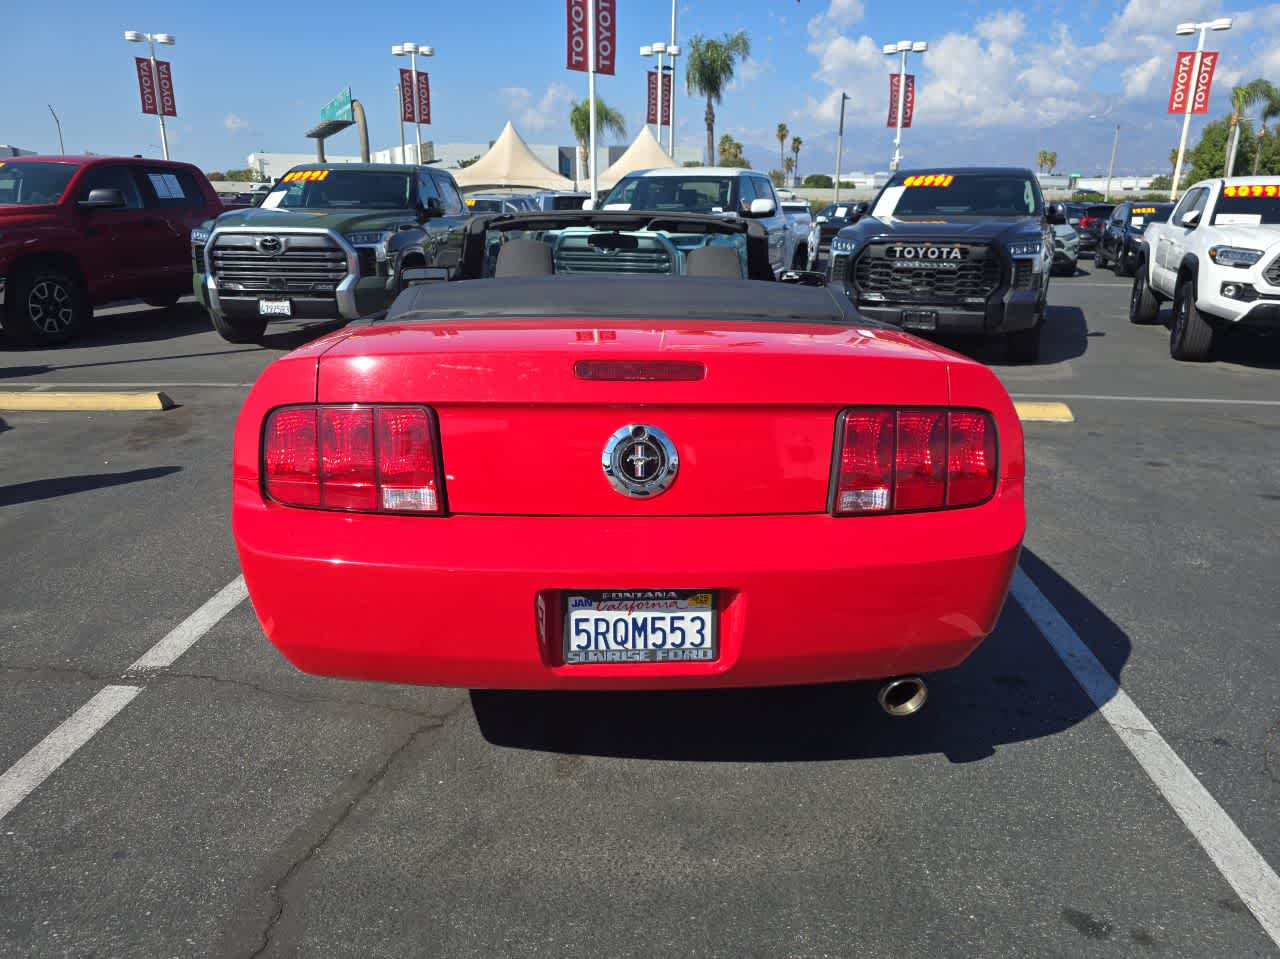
xmin=563 ymin=590 xmax=718 ymax=664
xmin=902 ymin=174 xmax=954 ymax=187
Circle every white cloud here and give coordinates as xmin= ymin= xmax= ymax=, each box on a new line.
xmin=976 ymin=10 xmax=1026 ymax=45
xmin=224 ymin=114 xmax=248 ymax=132
xmin=823 ymin=0 xmax=865 ymax=28
xmin=1122 ymin=56 xmax=1165 ymax=98
xmin=498 ymin=83 xmax=575 ymax=133
xmin=730 ymin=58 xmax=768 ymax=89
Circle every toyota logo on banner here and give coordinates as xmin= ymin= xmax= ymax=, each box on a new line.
xmin=1168 ymin=51 xmax=1218 ymax=114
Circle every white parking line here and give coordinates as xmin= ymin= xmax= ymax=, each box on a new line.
xmin=1012 ymin=569 xmax=1280 ymax=946
xmin=1011 ymin=392 xmax=1280 ymax=408
xmin=0 ymin=576 xmax=247 ymax=824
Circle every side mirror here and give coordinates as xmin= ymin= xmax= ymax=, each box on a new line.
xmin=851 ymin=201 xmax=869 ymax=222
xmin=778 ymin=269 xmax=827 ymax=287
xmin=77 ymin=188 xmax=126 ymax=210
xmin=1045 ymin=202 xmax=1066 ymax=225
xmin=1180 ymin=209 xmax=1201 ymax=228
xmin=749 ymin=198 xmax=776 ymax=217
xmin=418 ymin=196 xmax=444 ymax=222
xmin=581 ymin=198 xmax=596 ymax=210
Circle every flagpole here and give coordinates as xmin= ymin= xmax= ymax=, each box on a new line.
xmin=588 ymin=0 xmax=598 ymax=202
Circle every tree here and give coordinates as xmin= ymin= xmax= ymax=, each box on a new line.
xmin=685 ymin=31 xmax=752 ymax=166
xmin=775 ymin=123 xmax=789 ymax=175
xmin=206 ymin=171 xmax=226 ymax=181
xmin=1036 ymin=150 xmax=1048 ymax=172
xmin=568 ymin=98 xmax=626 ymax=185
xmin=718 ymin=133 xmax=750 ymax=168
xmin=1044 ymin=151 xmax=1058 ymax=175
xmin=783 ymin=156 xmax=795 ymax=183
xmin=1225 ymin=79 xmax=1277 ymax=176
xmin=768 ymin=169 xmax=785 ymax=187
xmin=790 ymin=136 xmax=802 ymax=186
xmin=223 ymin=168 xmax=258 ymax=182
xmin=1183 ymin=116 xmax=1259 ymax=184
xmin=803 ymin=173 xmax=834 ymax=188
xmin=1253 ymin=89 xmax=1280 ymax=175
xmin=1148 ymin=174 xmax=1173 ymax=192
xmin=456 ymin=154 xmax=481 ymax=169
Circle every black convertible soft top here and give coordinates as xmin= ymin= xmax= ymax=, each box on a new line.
xmin=379 ymin=276 xmax=875 ymax=326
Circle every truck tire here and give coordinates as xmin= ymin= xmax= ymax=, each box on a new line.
xmin=2 ymin=262 xmax=87 ymax=346
xmin=1170 ymin=279 xmax=1214 ymax=362
xmin=210 ymin=309 xmax=267 ymax=344
xmin=792 ymin=244 xmax=808 ymax=270
xmin=1094 ymin=247 xmax=1108 ymax=270
xmin=1113 ymin=244 xmax=1133 ymax=277
xmin=1129 ymin=265 xmax=1161 ymax=325
xmin=1005 ymin=319 xmax=1042 ymax=364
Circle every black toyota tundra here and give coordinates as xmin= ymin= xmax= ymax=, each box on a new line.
xmin=826 ymin=167 xmax=1065 ymax=362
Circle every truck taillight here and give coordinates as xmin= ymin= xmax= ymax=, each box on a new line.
xmin=834 ymin=408 xmax=997 ymax=516
xmin=263 ymin=405 xmax=443 ymax=514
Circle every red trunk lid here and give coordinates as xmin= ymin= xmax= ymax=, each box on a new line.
xmin=317 ymin=319 xmax=955 ymax=516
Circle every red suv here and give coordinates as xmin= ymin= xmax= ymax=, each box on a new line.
xmin=0 ymin=155 xmax=222 ymax=346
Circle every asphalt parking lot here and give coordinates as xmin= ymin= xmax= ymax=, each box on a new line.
xmin=2 ymin=266 xmax=1279 ymax=958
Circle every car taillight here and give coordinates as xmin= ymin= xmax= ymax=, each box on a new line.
xmin=834 ymin=408 xmax=997 ymax=516
xmin=263 ymin=405 xmax=443 ymax=514
xmin=1080 ymin=216 xmax=1096 ymax=229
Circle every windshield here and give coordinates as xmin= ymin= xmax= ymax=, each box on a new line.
xmin=1213 ymin=185 xmax=1280 ymax=226
xmin=260 ymin=170 xmax=413 ymax=210
xmin=601 ymin=176 xmax=736 ymax=214
xmin=873 ymin=173 xmax=1041 ymax=218
xmin=0 ymin=162 xmax=77 ymax=205
xmin=1128 ymin=205 xmax=1171 ymax=228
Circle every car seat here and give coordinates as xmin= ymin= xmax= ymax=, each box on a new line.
xmin=494 ymin=238 xmax=554 ymax=276
xmin=684 ymin=245 xmax=742 ymax=278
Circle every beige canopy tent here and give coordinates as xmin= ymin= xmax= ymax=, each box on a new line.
xmin=598 ymin=126 xmax=676 ymax=189
xmin=452 ymin=121 xmax=574 ymax=191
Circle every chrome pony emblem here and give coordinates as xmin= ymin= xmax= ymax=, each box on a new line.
xmin=602 ymin=425 xmax=679 ymax=498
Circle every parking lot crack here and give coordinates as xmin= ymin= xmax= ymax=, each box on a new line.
xmin=0 ymin=662 xmax=128 ymax=686
xmin=245 ymin=702 xmax=465 ymax=958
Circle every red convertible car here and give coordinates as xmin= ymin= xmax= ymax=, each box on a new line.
xmin=232 ymin=212 xmax=1024 ymax=714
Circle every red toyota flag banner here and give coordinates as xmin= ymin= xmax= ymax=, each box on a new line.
xmin=646 ymin=71 xmax=659 ymax=125
xmin=1168 ymin=51 xmax=1196 ymax=113
xmin=399 ymin=68 xmax=416 ymax=123
xmin=135 ymin=57 xmax=158 ymax=115
xmin=154 ymin=60 xmax=177 ymax=117
xmin=567 ymin=0 xmax=589 ymax=72
xmin=1191 ymin=51 xmax=1218 ymax=114
xmin=594 ymin=0 xmax=615 ymax=75
xmin=416 ymin=71 xmax=431 ymax=125
xmin=661 ymin=68 xmax=673 ymax=125
xmin=887 ymin=74 xmax=915 ymax=127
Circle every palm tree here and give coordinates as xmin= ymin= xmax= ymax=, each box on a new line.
xmin=1254 ymin=91 xmax=1280 ymax=175
xmin=783 ymin=156 xmax=795 ymax=184
xmin=776 ymin=123 xmax=789 ymax=174
xmin=1044 ymin=151 xmax=1058 ymax=175
xmin=1225 ymin=79 xmax=1277 ymax=176
xmin=568 ymin=98 xmax=626 ymax=187
xmin=1036 ymin=150 xmax=1049 ymax=173
xmin=790 ymin=136 xmax=802 ymax=186
xmin=685 ymin=31 xmax=752 ymax=166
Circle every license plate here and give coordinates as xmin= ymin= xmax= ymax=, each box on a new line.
xmin=258 ymin=299 xmax=292 ymax=317
xmin=901 ymin=310 xmax=938 ymax=331
xmin=562 ymin=590 xmax=718 ymax=665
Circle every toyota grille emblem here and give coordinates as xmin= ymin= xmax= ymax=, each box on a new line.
xmin=256 ymin=235 xmax=284 ymax=255
xmin=602 ymin=425 xmax=679 ymax=498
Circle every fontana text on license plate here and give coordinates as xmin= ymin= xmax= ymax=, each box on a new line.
xmin=563 ymin=590 xmax=718 ymax=664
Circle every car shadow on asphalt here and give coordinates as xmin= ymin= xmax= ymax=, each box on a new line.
xmin=934 ymin=305 xmax=1088 ymax=368
xmin=470 ymin=548 xmax=1129 ymax=765
xmin=0 ymin=466 xmax=180 ymax=508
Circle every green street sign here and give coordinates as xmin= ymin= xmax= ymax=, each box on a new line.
xmin=320 ymin=88 xmax=354 ymax=124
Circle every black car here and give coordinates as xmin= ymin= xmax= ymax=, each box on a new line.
xmin=1075 ymin=203 xmax=1114 ymax=252
xmin=825 ymin=167 xmax=1065 ymax=362
xmin=1095 ymin=201 xmax=1173 ymax=276
xmin=806 ymin=201 xmax=868 ymax=269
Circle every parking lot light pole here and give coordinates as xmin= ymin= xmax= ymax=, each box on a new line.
xmin=124 ymin=30 xmax=175 ymax=161
xmin=834 ymin=92 xmax=850 ymax=204
xmin=394 ymin=82 xmax=406 ymax=162
xmin=393 ymin=43 xmax=434 ymax=164
xmin=640 ymin=45 xmax=658 ymax=136
xmin=1089 ymin=114 xmax=1121 ymax=201
xmin=665 ymin=45 xmax=680 ymax=157
xmin=1170 ymin=18 xmax=1232 ymax=201
xmin=883 ymin=40 xmax=927 ymax=172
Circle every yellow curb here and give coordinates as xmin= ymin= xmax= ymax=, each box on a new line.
xmin=0 ymin=391 xmax=175 ymax=412
xmin=1015 ymin=401 xmax=1074 ymax=423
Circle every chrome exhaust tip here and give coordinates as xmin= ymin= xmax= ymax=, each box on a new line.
xmin=877 ymin=676 xmax=927 ymax=717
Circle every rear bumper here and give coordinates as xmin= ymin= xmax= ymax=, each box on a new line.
xmin=233 ymin=489 xmax=1025 ymax=690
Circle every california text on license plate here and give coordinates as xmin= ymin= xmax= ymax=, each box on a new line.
xmin=258 ymin=299 xmax=292 ymax=317
xmin=562 ymin=590 xmax=718 ymax=665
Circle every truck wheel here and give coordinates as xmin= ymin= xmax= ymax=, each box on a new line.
xmin=1129 ymin=266 xmax=1160 ymax=325
xmin=2 ymin=263 xmax=87 ymax=346
xmin=1170 ymin=279 xmax=1214 ymax=362
xmin=792 ymin=245 xmax=808 ymax=270
xmin=1005 ymin=320 xmax=1042 ymax=364
xmin=1114 ymin=248 xmax=1132 ymax=278
xmin=210 ymin=310 xmax=267 ymax=344
xmin=1094 ymin=248 xmax=1108 ymax=270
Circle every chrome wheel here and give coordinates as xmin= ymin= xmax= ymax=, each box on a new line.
xmin=26 ymin=280 xmax=75 ymax=334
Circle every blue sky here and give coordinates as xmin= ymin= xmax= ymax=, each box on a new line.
xmin=5 ymin=0 xmax=1279 ymax=176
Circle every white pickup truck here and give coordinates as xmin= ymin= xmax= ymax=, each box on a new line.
xmin=1130 ymin=176 xmax=1280 ymax=361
